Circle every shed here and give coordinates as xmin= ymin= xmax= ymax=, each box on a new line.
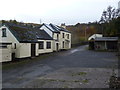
xmin=94 ymin=37 xmax=118 ymax=51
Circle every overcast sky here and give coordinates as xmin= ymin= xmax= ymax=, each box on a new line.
xmin=0 ymin=0 xmax=120 ymax=25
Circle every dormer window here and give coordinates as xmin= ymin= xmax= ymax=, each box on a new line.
xmin=2 ymin=28 xmax=7 ymax=37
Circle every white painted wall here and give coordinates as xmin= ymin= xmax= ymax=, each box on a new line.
xmin=0 ymin=45 xmax=12 ymax=62
xmin=40 ymin=25 xmax=62 ymax=51
xmin=0 ymin=25 xmax=19 ymax=45
xmin=36 ymin=43 xmax=39 ymax=56
xmin=52 ymin=33 xmax=60 ymax=51
xmin=59 ymin=31 xmax=71 ymax=50
xmin=53 ymin=33 xmax=59 ymax=40
xmin=0 ymin=25 xmax=19 ymax=62
xmin=0 ymin=25 xmax=19 ymax=53
xmin=38 ymin=40 xmax=53 ymax=54
xmin=16 ymin=43 xmax=31 ymax=58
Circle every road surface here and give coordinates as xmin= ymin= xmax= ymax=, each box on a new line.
xmin=2 ymin=45 xmax=118 ymax=88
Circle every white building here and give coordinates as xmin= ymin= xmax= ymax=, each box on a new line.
xmin=88 ymin=34 xmax=103 ymax=41
xmin=0 ymin=22 xmax=53 ymax=62
xmin=40 ymin=23 xmax=71 ymax=51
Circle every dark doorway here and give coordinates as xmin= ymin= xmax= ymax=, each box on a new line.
xmin=31 ymin=43 xmax=36 ymax=57
xmin=12 ymin=53 xmax=15 ymax=61
xmin=56 ymin=43 xmax=59 ymax=51
xmin=89 ymin=41 xmax=94 ymax=50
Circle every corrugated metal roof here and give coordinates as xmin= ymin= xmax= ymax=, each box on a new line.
xmin=95 ymin=37 xmax=118 ymax=41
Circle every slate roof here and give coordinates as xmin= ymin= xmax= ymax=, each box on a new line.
xmin=95 ymin=37 xmax=118 ymax=41
xmin=49 ymin=23 xmax=71 ymax=33
xmin=43 ymin=23 xmax=60 ymax=33
xmin=3 ymin=23 xmax=53 ymax=43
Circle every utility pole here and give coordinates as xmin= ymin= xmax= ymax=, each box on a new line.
xmin=85 ymin=28 xmax=86 ymax=41
xmin=85 ymin=26 xmax=88 ymax=41
xmin=40 ymin=19 xmax=42 ymax=24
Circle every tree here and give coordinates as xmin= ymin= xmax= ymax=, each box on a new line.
xmin=100 ymin=6 xmax=119 ymax=23
xmin=99 ymin=6 xmax=120 ymax=36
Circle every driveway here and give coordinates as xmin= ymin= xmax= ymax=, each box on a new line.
xmin=2 ymin=45 xmax=118 ymax=88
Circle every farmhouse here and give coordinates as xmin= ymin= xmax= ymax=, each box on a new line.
xmin=0 ymin=23 xmax=53 ymax=62
xmin=40 ymin=23 xmax=71 ymax=51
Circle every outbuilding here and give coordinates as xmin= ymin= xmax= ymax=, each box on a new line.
xmin=94 ymin=37 xmax=118 ymax=51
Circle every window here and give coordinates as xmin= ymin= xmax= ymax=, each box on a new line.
xmin=2 ymin=28 xmax=7 ymax=37
xmin=0 ymin=43 xmax=7 ymax=48
xmin=62 ymin=33 xmax=65 ymax=38
xmin=47 ymin=42 xmax=51 ymax=49
xmin=0 ymin=43 xmax=12 ymax=48
xmin=39 ymin=41 xmax=44 ymax=49
xmin=63 ymin=41 xmax=64 ymax=48
xmin=67 ymin=34 xmax=69 ymax=39
xmin=57 ymin=34 xmax=59 ymax=40
xmin=14 ymin=43 xmax=16 ymax=49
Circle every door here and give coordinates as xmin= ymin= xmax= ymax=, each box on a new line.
xmin=31 ymin=43 xmax=36 ymax=57
xmin=56 ymin=43 xmax=59 ymax=51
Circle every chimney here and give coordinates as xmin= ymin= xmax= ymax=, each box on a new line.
xmin=118 ymin=1 xmax=120 ymax=9
xmin=61 ymin=23 xmax=66 ymax=29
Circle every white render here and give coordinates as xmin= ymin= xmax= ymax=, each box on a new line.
xmin=0 ymin=25 xmax=53 ymax=62
xmin=0 ymin=23 xmax=71 ymax=62
xmin=16 ymin=43 xmax=32 ymax=58
xmin=59 ymin=31 xmax=71 ymax=50
xmin=40 ymin=24 xmax=71 ymax=51
xmin=0 ymin=45 xmax=12 ymax=62
xmin=52 ymin=33 xmax=60 ymax=51
xmin=0 ymin=25 xmax=18 ymax=62
xmin=38 ymin=40 xmax=53 ymax=54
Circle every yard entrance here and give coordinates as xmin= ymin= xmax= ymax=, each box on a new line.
xmin=31 ymin=43 xmax=36 ymax=57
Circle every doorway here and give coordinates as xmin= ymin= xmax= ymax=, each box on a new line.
xmin=56 ymin=43 xmax=59 ymax=51
xmin=31 ymin=43 xmax=36 ymax=57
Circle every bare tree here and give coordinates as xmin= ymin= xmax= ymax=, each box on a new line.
xmin=99 ymin=6 xmax=120 ymax=23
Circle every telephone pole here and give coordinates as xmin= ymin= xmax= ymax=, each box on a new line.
xmin=40 ymin=19 xmax=42 ymax=24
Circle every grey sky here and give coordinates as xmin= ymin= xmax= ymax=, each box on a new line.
xmin=0 ymin=0 xmax=120 ymax=25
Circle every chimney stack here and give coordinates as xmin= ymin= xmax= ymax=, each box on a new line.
xmin=61 ymin=23 xmax=66 ymax=29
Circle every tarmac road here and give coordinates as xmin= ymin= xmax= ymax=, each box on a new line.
xmin=2 ymin=45 xmax=118 ymax=88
